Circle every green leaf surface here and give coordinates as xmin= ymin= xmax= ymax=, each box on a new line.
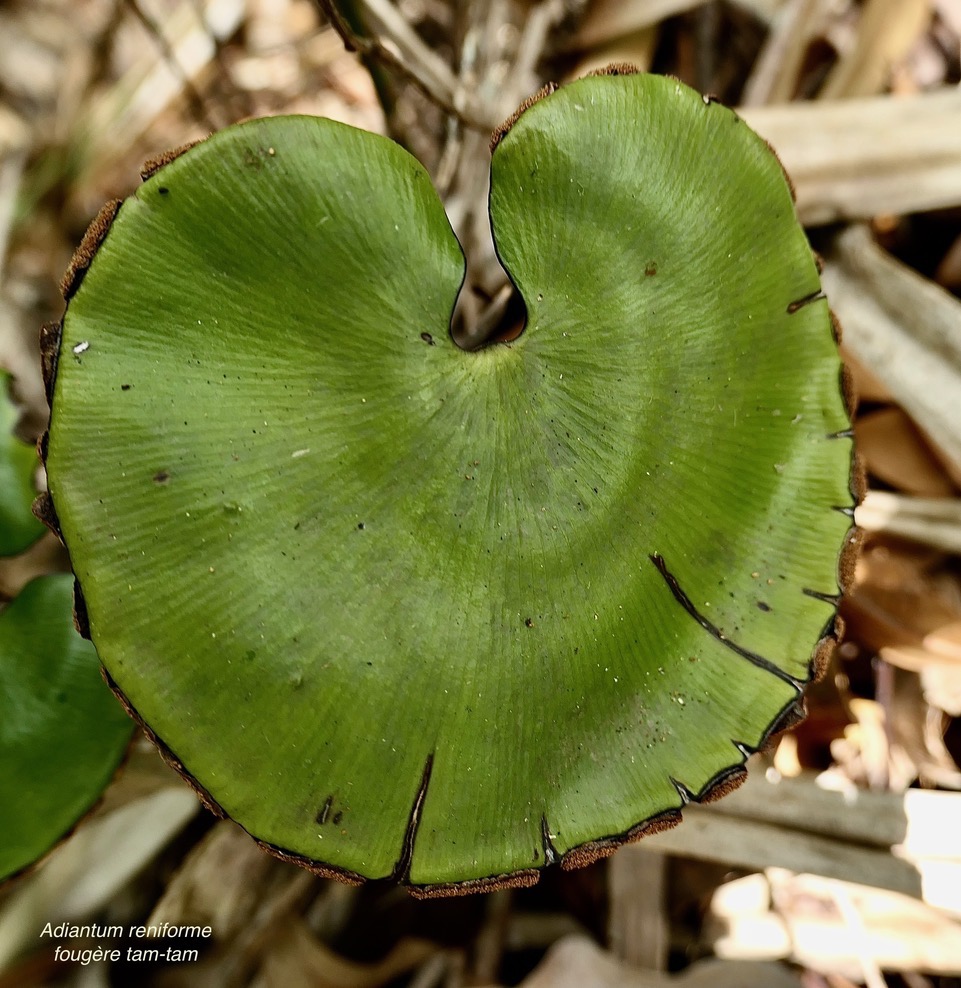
xmin=0 ymin=575 xmax=133 ymax=882
xmin=45 ymin=74 xmax=853 ymax=890
xmin=0 ymin=373 xmax=45 ymax=556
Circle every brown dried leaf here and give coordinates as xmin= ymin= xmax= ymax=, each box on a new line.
xmin=843 ymin=534 xmax=961 ymax=718
xmin=855 ymin=407 xmax=956 ymax=498
xmin=832 ymin=697 xmax=910 ymax=790
xmin=844 ymin=567 xmax=961 ymax=657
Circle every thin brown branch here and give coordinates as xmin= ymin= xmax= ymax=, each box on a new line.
xmin=313 ymin=0 xmax=498 ymax=130
xmin=124 ymin=0 xmax=222 ymax=132
xmin=185 ymin=0 xmax=255 ymax=119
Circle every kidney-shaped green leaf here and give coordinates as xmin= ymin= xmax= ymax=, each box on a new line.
xmin=44 ymin=73 xmax=854 ymax=892
xmin=0 ymin=373 xmax=45 ymax=557
xmin=0 ymin=575 xmax=133 ymax=882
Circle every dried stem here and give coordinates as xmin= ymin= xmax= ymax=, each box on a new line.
xmin=313 ymin=0 xmax=499 ymax=130
xmin=318 ymin=0 xmax=569 ymax=349
xmin=124 ymin=0 xmax=222 ymax=132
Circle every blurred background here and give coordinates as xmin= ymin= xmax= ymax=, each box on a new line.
xmin=1 ymin=0 xmax=961 ymax=985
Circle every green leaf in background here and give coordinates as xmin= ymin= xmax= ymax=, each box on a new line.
xmin=0 ymin=575 xmax=133 ymax=882
xmin=43 ymin=73 xmax=853 ymax=892
xmin=0 ymin=372 xmax=45 ymax=557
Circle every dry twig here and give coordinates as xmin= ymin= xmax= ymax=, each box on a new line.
xmin=312 ymin=0 xmax=499 ymax=130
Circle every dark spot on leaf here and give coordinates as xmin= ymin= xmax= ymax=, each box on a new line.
xmin=525 ymin=617 xmax=534 ymax=628
xmin=121 ymin=384 xmax=131 ymax=391
xmin=420 ymin=332 xmax=435 ymax=345
xmin=158 ymin=187 xmax=169 ymax=195
xmin=333 ymin=811 xmax=343 ymax=825
xmin=153 ymin=470 xmax=170 ymax=485
xmin=645 ymin=261 xmax=657 ymax=277
xmin=357 ymin=522 xmax=365 ymax=530
xmin=757 ymin=601 xmax=771 ymax=612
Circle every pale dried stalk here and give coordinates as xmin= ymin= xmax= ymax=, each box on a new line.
xmin=713 ymin=871 xmax=961 ymax=977
xmin=820 ymin=225 xmax=961 ymax=484
xmin=741 ymin=0 xmax=831 ymax=106
xmin=856 ymin=491 xmax=961 ymax=554
xmin=639 ymin=770 xmax=961 ymax=914
xmin=569 ymin=0 xmax=703 ymax=50
xmin=820 ymin=0 xmax=932 ymax=99
xmin=607 ymin=847 xmax=669 ymax=969
xmin=739 ymin=88 xmax=961 ymax=224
